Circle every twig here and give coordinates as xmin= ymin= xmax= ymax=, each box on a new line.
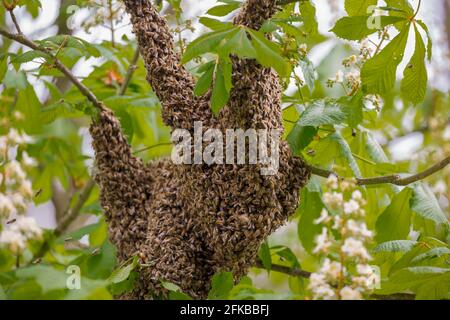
xmin=307 ymin=155 xmax=450 ymax=186
xmin=254 ymin=260 xmax=415 ymax=300
xmin=0 ymin=28 xmax=103 ymax=110
xmin=54 ymin=179 xmax=96 ymax=236
xmin=118 ymin=47 xmax=140 ymax=96
xmin=255 ymin=259 xmax=311 ymax=278
xmin=8 ymin=10 xmax=22 ymax=34
xmin=133 ymin=142 xmax=172 ymax=154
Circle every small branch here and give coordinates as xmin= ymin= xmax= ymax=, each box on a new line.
xmin=55 ymin=179 xmax=96 ymax=236
xmin=254 ymin=260 xmax=415 ymax=300
xmin=307 ymin=155 xmax=450 ymax=186
xmin=8 ymin=10 xmax=22 ymax=35
xmin=255 ymin=259 xmax=311 ymax=278
xmin=133 ymin=142 xmax=172 ymax=155
xmin=34 ymin=179 xmax=96 ymax=260
xmin=0 ymin=28 xmax=103 ymax=110
xmin=118 ymin=47 xmax=140 ymax=96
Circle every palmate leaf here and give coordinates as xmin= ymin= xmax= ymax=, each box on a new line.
xmin=181 ymin=26 xmax=239 ymax=63
xmin=222 ymin=28 xmax=257 ymax=59
xmin=375 ymin=188 xmax=412 ymax=243
xmin=247 ymin=29 xmax=291 ymax=77
xmin=331 ymin=16 xmax=406 ymax=41
xmin=361 ymin=25 xmax=409 ymax=94
xmin=344 ymin=0 xmax=377 ymax=16
xmin=401 ymin=25 xmax=428 ymax=105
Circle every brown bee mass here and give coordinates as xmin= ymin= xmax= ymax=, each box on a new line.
xmin=89 ymin=0 xmax=310 ymax=299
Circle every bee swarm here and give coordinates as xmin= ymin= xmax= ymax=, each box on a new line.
xmin=89 ymin=0 xmax=310 ymax=299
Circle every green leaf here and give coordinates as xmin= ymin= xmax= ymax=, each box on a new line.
xmin=340 ymin=91 xmax=364 ymax=128
xmin=412 ymin=247 xmax=450 ymax=263
xmin=361 ymin=25 xmax=409 ymax=94
xmin=331 ymin=16 xmax=406 ymax=40
xmin=296 ymin=100 xmax=347 ymax=127
xmin=247 ymin=29 xmax=291 ymax=77
xmin=12 ymin=50 xmax=51 ymax=63
xmin=222 ymin=28 xmax=257 ymax=59
xmin=199 ymin=17 xmax=233 ymax=30
xmin=194 ymin=61 xmax=215 ymax=96
xmin=298 ymin=1 xmax=318 ymax=35
xmin=181 ymin=26 xmax=238 ymax=63
xmin=344 ymin=0 xmax=377 ymax=16
xmin=3 ymin=69 xmax=28 ymax=89
xmin=410 ymin=184 xmax=449 ymax=227
xmin=378 ymin=267 xmax=450 ymax=299
xmin=287 ymin=125 xmax=317 ymax=155
xmin=401 ymin=26 xmax=427 ymax=105
xmin=416 ymin=20 xmax=432 ymax=61
xmin=206 ymin=3 xmax=240 ymax=17
xmin=332 ymin=132 xmax=362 ymax=178
xmin=210 ymin=60 xmax=231 ymax=114
xmin=108 ymin=256 xmax=138 ymax=284
xmin=299 ymin=57 xmax=315 ymax=91
xmin=372 ymin=240 xmax=418 ymax=253
xmin=258 ymin=241 xmax=272 ymax=271
xmin=375 ymin=188 xmax=413 ymax=243
xmin=384 ymin=0 xmax=414 ymax=16
xmin=298 ymin=189 xmax=324 ymax=253
xmin=208 ymin=271 xmax=234 ymax=299
xmin=384 ymin=0 xmax=413 ymax=31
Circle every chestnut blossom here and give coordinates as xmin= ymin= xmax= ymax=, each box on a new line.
xmin=314 ymin=208 xmax=331 ymax=225
xmin=313 ymin=227 xmax=333 ymax=254
xmin=323 ymin=192 xmax=344 ymax=209
xmin=341 ymin=238 xmax=372 ymax=261
xmin=0 ymin=194 xmax=15 ymax=218
xmin=0 ymin=229 xmax=26 ymax=254
xmin=343 ymin=199 xmax=360 ymax=215
xmin=326 ymin=174 xmax=339 ymax=190
xmin=320 ymin=258 xmax=344 ymax=280
xmin=12 ymin=216 xmax=42 ymax=239
xmin=340 ymin=286 xmax=362 ymax=300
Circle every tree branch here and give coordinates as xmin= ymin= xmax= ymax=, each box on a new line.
xmin=307 ymin=155 xmax=450 ymax=186
xmin=0 ymin=28 xmax=103 ymax=110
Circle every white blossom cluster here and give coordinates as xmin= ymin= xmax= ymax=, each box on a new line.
xmin=327 ymin=38 xmax=384 ymax=111
xmin=308 ymin=175 xmax=380 ymax=300
xmin=0 ymin=216 xmax=42 ymax=254
xmin=0 ymin=127 xmax=41 ymax=254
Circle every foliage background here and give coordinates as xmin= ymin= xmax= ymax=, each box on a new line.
xmin=0 ymin=0 xmax=449 ymax=300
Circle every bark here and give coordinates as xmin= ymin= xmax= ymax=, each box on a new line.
xmin=89 ymin=0 xmax=310 ymax=299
